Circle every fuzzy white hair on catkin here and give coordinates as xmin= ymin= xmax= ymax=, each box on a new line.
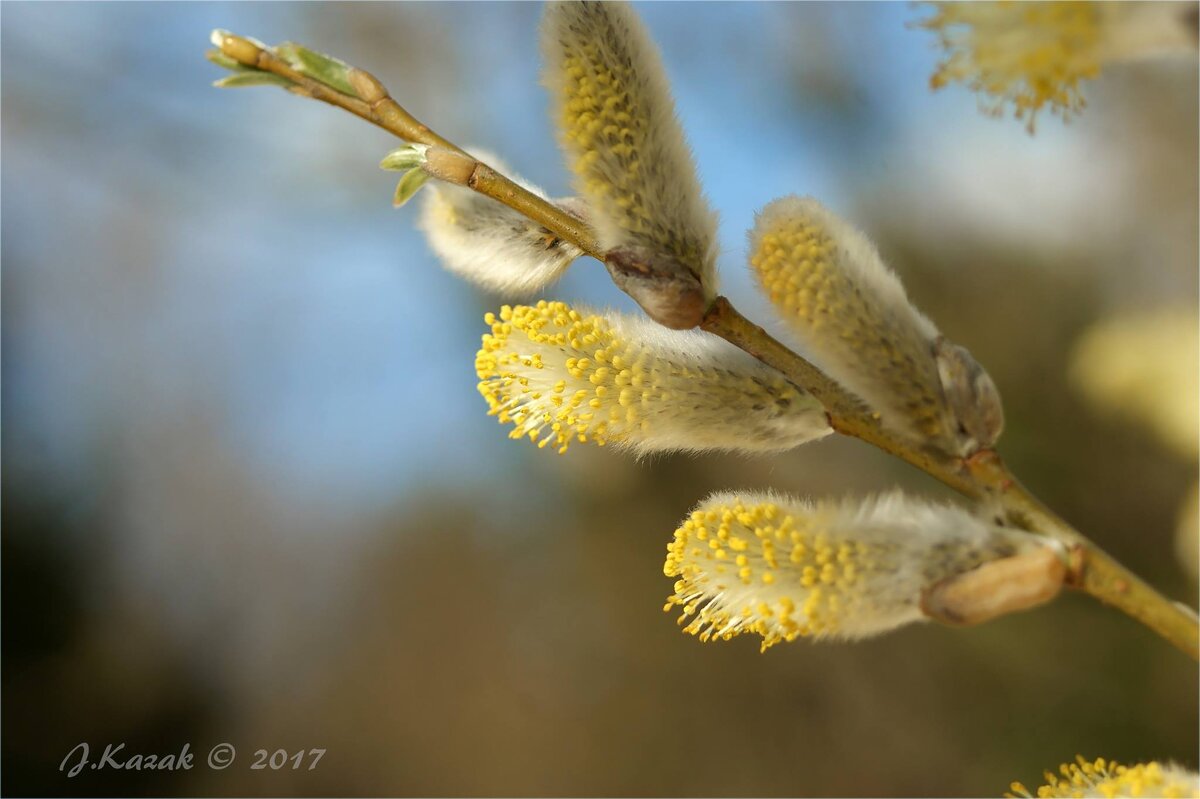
xmin=681 ymin=489 xmax=1043 ymax=640
xmin=541 ymin=0 xmax=719 ymax=294
xmin=417 ymin=149 xmax=584 ymax=295
xmin=476 ymin=301 xmax=832 ymax=458
xmin=749 ymin=196 xmax=953 ymax=446
xmin=597 ymin=311 xmax=832 ymax=456
xmin=755 ymin=197 xmax=940 ymax=344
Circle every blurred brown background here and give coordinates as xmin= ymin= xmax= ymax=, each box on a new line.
xmin=3 ymin=2 xmax=1197 ymax=796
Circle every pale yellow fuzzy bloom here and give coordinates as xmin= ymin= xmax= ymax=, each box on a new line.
xmin=921 ymin=2 xmax=1198 ymax=131
xmin=418 ymin=149 xmax=585 ymax=296
xmin=1068 ymin=310 xmax=1199 ymax=582
xmin=541 ymin=1 xmax=718 ymax=295
xmin=1007 ymin=755 xmax=1200 ymax=798
xmin=749 ymin=195 xmax=1003 ymax=455
xmin=1069 ymin=310 xmax=1199 ymax=460
xmin=663 ymin=491 xmax=1048 ymax=650
xmin=475 ymin=301 xmax=831 ymax=456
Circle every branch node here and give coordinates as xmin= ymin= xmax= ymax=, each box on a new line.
xmin=920 ymin=546 xmax=1066 ymax=626
xmin=348 ymin=68 xmax=387 ymax=104
xmin=604 ymin=247 xmax=706 ymax=330
xmin=423 ymin=147 xmax=479 ymax=186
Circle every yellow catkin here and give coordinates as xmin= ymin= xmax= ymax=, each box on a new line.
xmin=475 ymin=301 xmax=831 ymax=456
xmin=1006 ymin=756 xmax=1199 ymax=798
xmin=749 ymin=197 xmax=957 ymax=447
xmin=663 ymin=491 xmax=1041 ymax=651
xmin=921 ymin=1 xmax=1103 ymax=130
xmin=541 ymin=1 xmax=718 ymax=292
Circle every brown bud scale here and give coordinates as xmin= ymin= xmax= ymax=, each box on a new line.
xmin=920 ymin=546 xmax=1065 ymax=626
xmin=348 ymin=69 xmax=387 ymax=103
xmin=605 ymin=247 xmax=706 ymax=329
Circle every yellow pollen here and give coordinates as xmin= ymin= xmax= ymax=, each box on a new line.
xmin=548 ymin=3 xmax=715 ymax=279
xmin=1008 ymin=757 xmax=1199 ymax=799
xmin=921 ymin=1 xmax=1103 ymax=131
xmin=477 ymin=301 xmax=826 ymax=456
xmin=663 ymin=498 xmax=894 ymax=649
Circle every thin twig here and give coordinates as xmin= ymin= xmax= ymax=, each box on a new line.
xmin=699 ymin=298 xmax=978 ymax=495
xmin=966 ymin=452 xmax=1200 ymax=658
xmin=212 ymin=32 xmax=1200 ymax=660
xmin=422 ymin=148 xmax=602 ymax=255
xmin=215 ymin=33 xmax=603 ymax=254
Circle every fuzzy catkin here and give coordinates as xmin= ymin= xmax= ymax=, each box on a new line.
xmin=749 ymin=196 xmax=1004 ymax=454
xmin=475 ymin=301 xmax=832 ymax=456
xmin=664 ymin=490 xmax=1046 ymax=649
xmin=1009 ymin=756 xmax=1200 ymax=798
xmin=418 ymin=150 xmax=584 ymax=295
xmin=922 ymin=2 xmax=1197 ymax=130
xmin=541 ymin=1 xmax=718 ymax=296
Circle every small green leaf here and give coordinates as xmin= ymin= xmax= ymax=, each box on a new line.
xmin=275 ymin=42 xmax=357 ymax=97
xmin=206 ymin=49 xmax=252 ymax=72
xmin=380 ymin=144 xmax=430 ymax=172
xmin=392 ymin=169 xmax=431 ymax=208
xmin=214 ymin=72 xmax=296 ymax=90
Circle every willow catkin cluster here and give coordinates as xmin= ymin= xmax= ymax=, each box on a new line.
xmin=475 ymin=301 xmax=832 ymax=456
xmin=920 ymin=1 xmax=1197 ymax=130
xmin=663 ymin=490 xmax=1054 ymax=650
xmin=749 ymin=195 xmax=1003 ymax=455
xmin=1008 ymin=756 xmax=1200 ymax=799
xmin=418 ymin=150 xmax=586 ymax=295
xmin=540 ymin=0 xmax=718 ymax=297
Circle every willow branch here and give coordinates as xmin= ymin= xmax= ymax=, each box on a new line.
xmin=421 ymin=148 xmax=602 ymax=255
xmin=699 ymin=298 xmax=980 ymax=496
xmin=966 ymin=452 xmax=1200 ymax=658
xmin=210 ymin=31 xmax=1199 ymax=659
xmin=212 ymin=33 xmax=603 ymax=254
xmin=701 ymin=298 xmax=1197 ymax=658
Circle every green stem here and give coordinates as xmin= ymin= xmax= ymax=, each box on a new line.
xmin=421 ymin=148 xmax=602 ymax=255
xmin=699 ymin=297 xmax=978 ymax=497
xmin=967 ymin=452 xmax=1200 ymax=659
xmin=214 ymin=33 xmax=602 ymax=254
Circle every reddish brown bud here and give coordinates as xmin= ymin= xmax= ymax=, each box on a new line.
xmin=605 ymin=247 xmax=706 ymax=330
